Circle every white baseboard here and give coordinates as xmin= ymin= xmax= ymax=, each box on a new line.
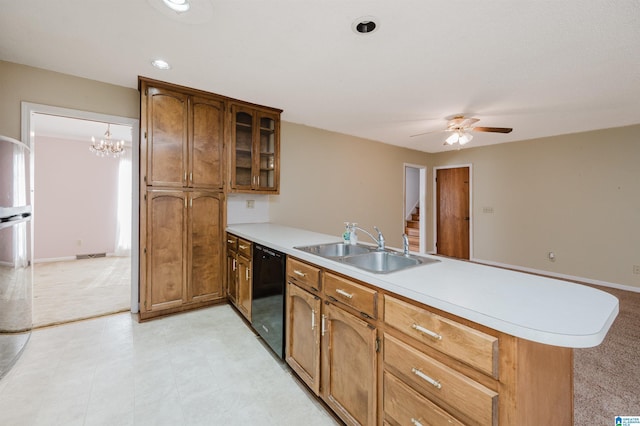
xmin=471 ymin=257 xmax=640 ymax=293
xmin=34 ymin=253 xmax=124 ymax=263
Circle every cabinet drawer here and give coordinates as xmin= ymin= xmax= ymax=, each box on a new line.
xmin=323 ymin=272 xmax=377 ymax=319
xmin=237 ymin=238 xmax=252 ymax=258
xmin=384 ymin=371 xmax=464 ymax=426
xmin=226 ymin=234 xmax=238 ymax=252
xmin=287 ymin=258 xmax=321 ymax=293
xmin=384 ymin=295 xmax=498 ymax=377
xmin=384 ymin=333 xmax=497 ymax=426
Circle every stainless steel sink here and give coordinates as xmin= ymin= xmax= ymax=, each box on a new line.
xmin=295 ymin=242 xmax=373 ymax=258
xmin=342 ymin=251 xmax=435 ymax=273
xmin=294 ymin=242 xmax=439 ymax=274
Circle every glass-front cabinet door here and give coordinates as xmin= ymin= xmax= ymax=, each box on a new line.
xmin=256 ymin=112 xmax=278 ymax=192
xmin=230 ymin=104 xmax=280 ymax=193
xmin=232 ymin=107 xmax=254 ymax=191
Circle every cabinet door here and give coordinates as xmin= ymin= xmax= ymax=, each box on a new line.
xmin=230 ymin=105 xmax=254 ymax=191
xmin=321 ymin=302 xmax=377 ymax=426
xmin=189 ymin=96 xmax=224 ymax=189
xmin=226 ymin=252 xmax=237 ymax=305
xmin=237 ymin=255 xmax=252 ymax=320
xmin=145 ymin=190 xmax=187 ymax=312
xmin=188 ymin=192 xmax=223 ymax=302
xmin=145 ymin=86 xmax=188 ymax=187
xmin=285 ymin=282 xmax=322 ymax=395
xmin=255 ymin=111 xmax=279 ymax=192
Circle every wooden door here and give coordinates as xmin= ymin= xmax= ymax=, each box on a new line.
xmin=436 ymin=167 xmax=470 ymax=259
xmin=321 ymin=302 xmax=377 ymax=426
xmin=145 ymin=190 xmax=186 ymax=312
xmin=285 ymin=282 xmax=322 ymax=395
xmin=188 ymin=192 xmax=223 ymax=303
xmin=189 ymin=96 xmax=224 ymax=189
xmin=237 ymin=254 xmax=252 ymax=320
xmin=145 ymin=86 xmax=188 ymax=187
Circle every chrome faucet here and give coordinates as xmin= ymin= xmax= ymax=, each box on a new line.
xmin=354 ymin=226 xmax=385 ymax=250
xmin=402 ymin=233 xmax=410 ymax=256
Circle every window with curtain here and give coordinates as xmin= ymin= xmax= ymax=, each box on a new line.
xmin=114 ymin=150 xmax=131 ymax=256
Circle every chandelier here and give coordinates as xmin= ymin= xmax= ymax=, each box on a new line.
xmin=90 ymin=123 xmax=125 ymax=157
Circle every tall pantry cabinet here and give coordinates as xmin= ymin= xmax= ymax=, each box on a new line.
xmin=139 ymin=78 xmax=225 ymax=320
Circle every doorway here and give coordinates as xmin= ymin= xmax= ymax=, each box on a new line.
xmin=404 ymin=164 xmax=427 ymax=254
xmin=434 ymin=165 xmax=471 ymax=260
xmin=21 ymin=102 xmax=139 ymax=326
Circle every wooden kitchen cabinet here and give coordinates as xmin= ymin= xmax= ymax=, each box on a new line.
xmin=226 ymin=233 xmax=252 ymax=321
xmin=140 ymin=79 xmax=225 ymax=190
xmin=281 ymin=254 xmax=574 ymax=425
xmin=140 ymin=190 xmax=224 ymax=319
xmin=285 ymin=282 xmax=322 ymax=395
xmin=321 ymin=301 xmax=378 ymax=426
xmin=236 ymin=248 xmax=252 ymax=321
xmin=226 ymin=234 xmax=238 ymax=305
xmin=142 ymin=190 xmax=186 ymax=313
xmin=284 ymin=259 xmax=378 ymax=425
xmin=229 ymin=103 xmax=280 ymax=193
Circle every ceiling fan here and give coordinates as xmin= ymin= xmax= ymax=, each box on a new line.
xmin=411 ymin=115 xmax=513 ymax=146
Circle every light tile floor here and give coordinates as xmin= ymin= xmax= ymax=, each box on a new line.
xmin=0 ymin=305 xmax=339 ymax=426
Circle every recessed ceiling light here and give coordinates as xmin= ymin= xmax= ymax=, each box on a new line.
xmin=162 ymin=0 xmax=190 ymax=12
xmin=352 ymin=16 xmax=379 ymax=34
xmin=151 ymin=59 xmax=171 ymax=70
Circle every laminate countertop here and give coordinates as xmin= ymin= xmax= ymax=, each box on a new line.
xmin=227 ymin=223 xmax=619 ymax=348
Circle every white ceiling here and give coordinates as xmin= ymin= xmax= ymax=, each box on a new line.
xmin=1 ymin=0 xmax=639 ymax=153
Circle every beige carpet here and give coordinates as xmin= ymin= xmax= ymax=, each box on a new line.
xmin=33 ymin=256 xmax=131 ymax=328
xmin=574 ymin=285 xmax=640 ymax=424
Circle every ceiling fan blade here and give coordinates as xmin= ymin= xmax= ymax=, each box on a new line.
xmin=472 ymin=126 xmax=513 ymax=134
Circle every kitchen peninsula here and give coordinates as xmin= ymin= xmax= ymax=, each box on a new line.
xmin=227 ymin=222 xmax=619 ymax=425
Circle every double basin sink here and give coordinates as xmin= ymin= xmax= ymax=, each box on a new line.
xmin=294 ymin=242 xmax=439 ymax=274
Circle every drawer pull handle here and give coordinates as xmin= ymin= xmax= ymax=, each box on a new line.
xmin=311 ymin=310 xmax=316 ymax=330
xmin=293 ymin=269 xmax=307 ymax=277
xmin=239 ymin=244 xmax=248 ymax=250
xmin=411 ymin=323 xmax=442 ymax=341
xmin=227 ymin=239 xmax=234 ymax=244
xmin=336 ymin=289 xmax=353 ymax=299
xmin=411 ymin=367 xmax=442 ymax=389
xmin=411 ymin=419 xmax=424 ymax=426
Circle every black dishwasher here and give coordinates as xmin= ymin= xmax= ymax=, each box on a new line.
xmin=252 ymin=244 xmax=286 ymax=359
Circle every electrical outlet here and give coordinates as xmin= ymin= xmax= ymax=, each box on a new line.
xmin=246 ymin=200 xmax=255 ymax=209
xmin=483 ymin=207 xmax=494 ymax=214
xmin=547 ymin=251 xmax=556 ymax=262
xmin=77 ymin=239 xmax=82 ymax=246
xmin=633 ymin=265 xmax=640 ymax=275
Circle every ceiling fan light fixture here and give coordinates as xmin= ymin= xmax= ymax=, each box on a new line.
xmin=458 ymin=132 xmax=473 ymax=145
xmin=445 ymin=133 xmax=459 ymax=145
xmin=162 ymin=0 xmax=190 ymax=12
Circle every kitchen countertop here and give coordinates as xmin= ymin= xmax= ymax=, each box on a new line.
xmin=227 ymin=223 xmax=619 ymax=348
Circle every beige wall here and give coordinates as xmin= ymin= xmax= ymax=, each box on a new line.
xmin=432 ymin=125 xmax=640 ymax=289
xmin=2 ymin=60 xmax=637 ymax=289
xmin=0 ymin=60 xmax=138 ymax=140
xmin=270 ymin=122 xmax=432 ymax=248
